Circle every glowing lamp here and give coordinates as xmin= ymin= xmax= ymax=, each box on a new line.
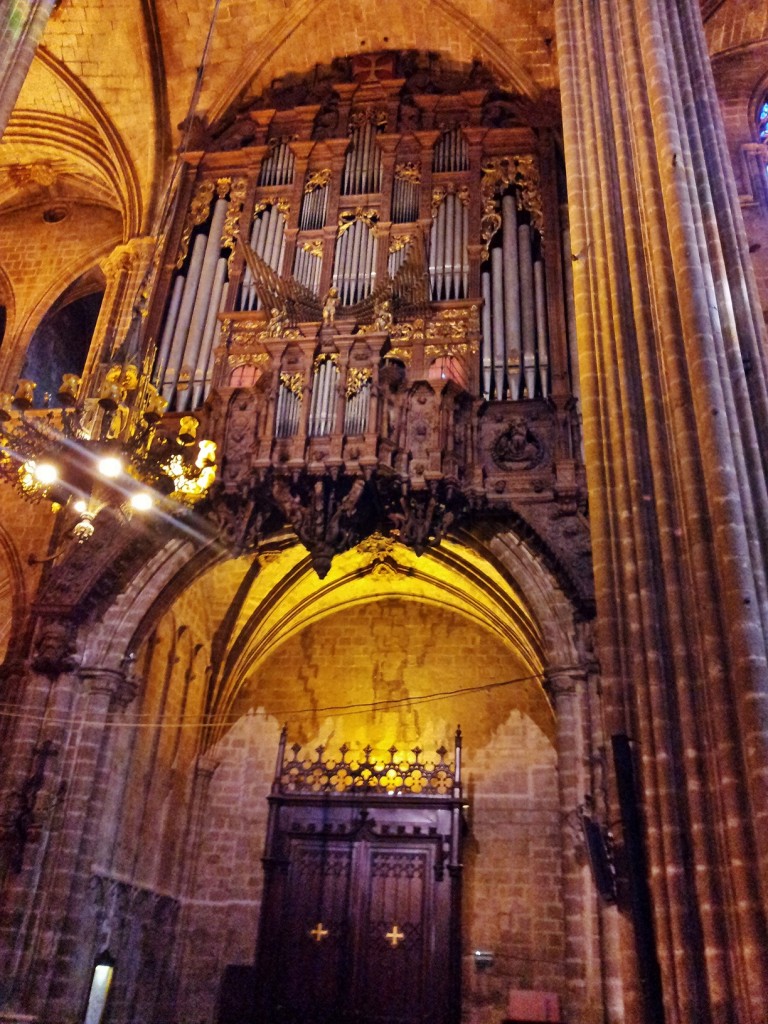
xmin=97 ymin=456 xmax=123 ymax=479
xmin=129 ymin=492 xmax=153 ymax=512
xmin=34 ymin=462 xmax=59 ymax=486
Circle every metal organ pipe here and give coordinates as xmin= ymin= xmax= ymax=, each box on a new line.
xmin=154 ymin=274 xmax=185 ymax=394
xmin=491 ymin=245 xmax=506 ymax=400
xmin=481 ymin=270 xmax=492 ymax=400
xmin=191 ymin=256 xmax=227 ymax=409
xmin=159 ymin=231 xmax=208 ymax=401
xmin=502 ymin=194 xmax=521 ymax=397
xmin=444 ymin=194 xmax=455 ymax=301
xmin=518 ymin=222 xmax=536 ymax=398
xmin=534 ymin=258 xmax=549 ymax=399
xmin=174 ymin=195 xmax=230 ymax=407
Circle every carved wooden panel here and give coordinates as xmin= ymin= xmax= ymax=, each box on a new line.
xmin=254 ymin=798 xmax=461 ymax=1024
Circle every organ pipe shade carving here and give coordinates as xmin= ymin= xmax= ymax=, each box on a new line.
xmin=237 ymin=202 xmax=288 ymax=311
xmin=258 ymin=140 xmax=295 ymax=186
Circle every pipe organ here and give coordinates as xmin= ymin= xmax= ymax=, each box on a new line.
xmin=237 ymin=201 xmax=288 ymax=311
xmin=145 ymin=52 xmax=582 ymax=528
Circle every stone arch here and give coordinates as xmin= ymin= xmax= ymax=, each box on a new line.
xmin=1 ymin=235 xmax=120 ymax=383
xmin=0 ymin=519 xmax=30 ymax=665
xmin=205 ymin=0 xmax=541 ymax=129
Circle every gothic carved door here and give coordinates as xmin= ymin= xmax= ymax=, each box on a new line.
xmin=253 ymin=734 xmax=463 ymax=1024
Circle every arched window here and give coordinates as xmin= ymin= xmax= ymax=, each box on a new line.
xmin=21 ymin=270 xmax=104 ymax=407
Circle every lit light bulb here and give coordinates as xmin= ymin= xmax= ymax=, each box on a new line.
xmin=73 ymin=499 xmax=88 ymax=514
xmin=129 ymin=492 xmax=153 ymax=512
xmin=97 ymin=456 xmax=123 ymax=478
xmin=33 ymin=461 xmax=59 ymax=486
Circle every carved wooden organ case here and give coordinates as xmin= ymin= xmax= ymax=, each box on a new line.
xmin=253 ymin=731 xmax=464 ymax=1024
xmin=143 ymin=51 xmax=586 ymax=580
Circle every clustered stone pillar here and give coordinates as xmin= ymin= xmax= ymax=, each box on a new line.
xmin=555 ymin=0 xmax=768 ymax=1022
xmin=546 ymin=664 xmax=622 ymax=1024
xmin=0 ymin=0 xmax=56 ymax=140
xmin=81 ymin=236 xmax=157 ymax=389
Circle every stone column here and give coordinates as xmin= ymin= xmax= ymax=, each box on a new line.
xmin=81 ymin=236 xmax=157 ymax=391
xmin=17 ymin=667 xmax=136 ymax=1022
xmin=546 ymin=665 xmax=615 ymax=1024
xmin=0 ymin=0 xmax=55 ymax=140
xmin=554 ymin=0 xmax=768 ymax=1022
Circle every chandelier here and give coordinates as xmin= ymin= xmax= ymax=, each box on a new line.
xmin=0 ymin=365 xmax=217 ymax=553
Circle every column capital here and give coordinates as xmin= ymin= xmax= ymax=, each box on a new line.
xmin=543 ymin=664 xmax=586 ymax=701
xmin=99 ymin=236 xmax=157 ymax=279
xmin=77 ymin=667 xmax=138 ymax=707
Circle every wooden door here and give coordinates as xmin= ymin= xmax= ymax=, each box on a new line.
xmin=253 ymin=736 xmax=463 ymax=1024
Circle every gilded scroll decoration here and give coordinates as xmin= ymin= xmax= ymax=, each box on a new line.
xmin=175 ymin=179 xmax=215 ymax=268
xmin=221 ymin=177 xmax=248 ymax=259
xmin=346 ymin=367 xmax=372 ymax=398
xmin=304 ymin=168 xmax=331 ymax=193
xmin=338 ymin=208 xmax=378 ymax=236
xmin=394 ymin=162 xmax=421 ymax=184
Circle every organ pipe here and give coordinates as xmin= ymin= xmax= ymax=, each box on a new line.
xmin=342 ymin=123 xmax=382 ymax=195
xmin=238 ymin=204 xmax=287 ymax=311
xmin=430 ymin=195 xmax=467 ymax=301
xmin=433 ymin=128 xmax=468 ymax=173
xmin=481 ymin=270 xmax=492 ymax=400
xmin=190 ymin=256 xmax=227 ymax=409
xmin=518 ymin=222 xmax=536 ymax=399
xmin=259 ymin=140 xmax=295 ymax=186
xmin=491 ymin=246 xmax=506 ymax=400
xmin=502 ymin=194 xmax=521 ymax=397
xmin=172 ymin=196 xmax=230 ymax=405
xmin=534 ymin=259 xmax=549 ymax=399
xmin=157 ymin=231 xmax=208 ymax=401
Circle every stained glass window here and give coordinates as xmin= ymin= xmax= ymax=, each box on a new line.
xmin=758 ymin=95 xmax=768 ymax=144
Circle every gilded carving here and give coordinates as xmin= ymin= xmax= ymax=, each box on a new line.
xmin=304 ymin=168 xmax=331 ymax=193
xmin=346 ymin=367 xmax=372 ymax=398
xmin=348 ymin=108 xmax=388 ymax=131
xmin=253 ymin=197 xmax=290 ymax=219
xmin=389 ymin=234 xmax=413 ymax=254
xmin=221 ymin=177 xmax=248 ymax=258
xmin=394 ymin=162 xmax=421 ymax=184
xmin=431 ymin=183 xmax=470 ymax=215
xmin=300 ymin=239 xmax=324 ymax=258
xmin=280 ymin=371 xmax=304 ymax=397
xmin=480 ymin=155 xmax=544 ymax=254
xmin=176 ymin=179 xmax=215 ymax=268
xmin=338 ymin=208 xmax=378 ymax=236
